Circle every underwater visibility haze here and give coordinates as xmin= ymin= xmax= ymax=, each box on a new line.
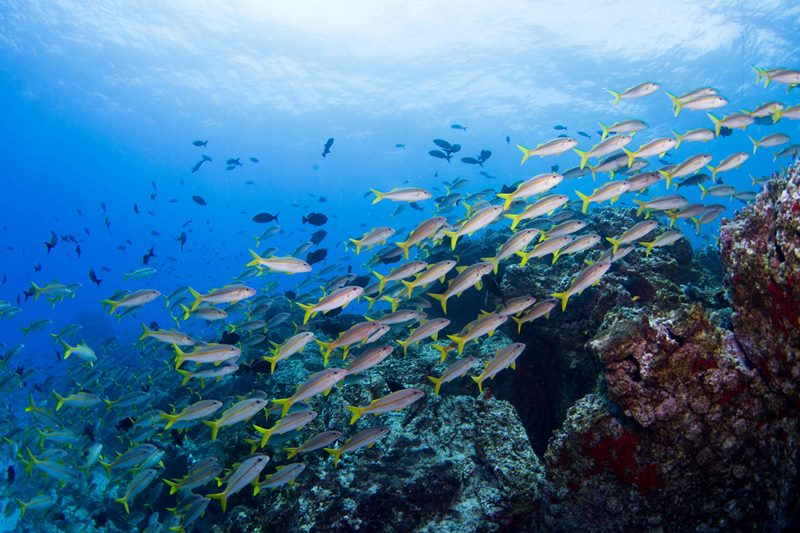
xmin=2 ymin=1 xmax=800 ymax=531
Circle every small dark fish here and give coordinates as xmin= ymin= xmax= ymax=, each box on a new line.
xmin=306 ymin=248 xmax=328 ymax=265
xmin=753 ymin=116 xmax=774 ymax=126
xmin=104 ymin=216 xmax=112 ymax=233
xmin=429 ymin=150 xmax=452 ymax=162
xmin=253 ymin=212 xmax=279 ymax=223
xmin=450 ymin=144 xmax=461 ymax=154
xmin=302 ymin=212 xmax=328 ymax=226
xmin=553 ymin=125 xmax=567 ymax=130
xmin=350 ymin=275 xmax=371 ymax=287
xmin=101 ymin=202 xmax=107 ymax=213
xmin=192 ymin=159 xmax=207 ymax=173
xmin=7 ymin=465 xmax=15 ymax=483
xmin=150 ymin=230 xmax=160 ymax=236
xmin=395 ymin=144 xmax=405 ymax=148
xmin=182 ymin=220 xmax=192 ymax=228
xmin=193 ymin=140 xmax=208 ymax=147
xmin=101 ymin=266 xmax=111 ymax=272
xmin=33 ymin=262 xmax=42 ymax=272
xmin=285 ymin=290 xmax=297 ymax=300
xmin=83 ymin=227 xmax=91 ymax=236
xmin=322 ymin=138 xmax=334 ymax=158
xmin=249 ymin=157 xmax=259 ymax=163
xmin=505 ymin=135 xmax=510 ymax=144
xmin=88 ymin=268 xmax=102 ymax=287
xmin=133 ymin=203 xmax=139 ymax=214
xmin=310 ymin=229 xmax=327 ymax=245
xmin=45 ymin=231 xmax=58 ymax=253
xmin=220 ymin=331 xmax=240 ymax=345
xmin=461 ymin=157 xmax=480 ymax=165
xmin=1 ymin=274 xmax=5 ymax=285
xmin=115 ymin=417 xmax=134 ymax=432
xmin=23 ymin=288 xmax=34 ymax=302
xmin=578 ymin=131 xmax=591 ymax=139
xmin=479 ymin=149 xmax=492 ymax=162
xmin=151 ymin=180 xmax=157 ymax=191
xmin=450 ymin=124 xmax=467 ymax=131
xmin=718 ymin=126 xmax=733 ymax=137
xmin=319 ymin=197 xmax=327 ymax=203
xmin=245 ymin=180 xmax=255 ymax=185
xmin=192 ymin=195 xmax=207 ymax=206
xmin=393 ymin=205 xmax=406 ymax=216
xmin=557 ymin=134 xmax=568 ymax=138
xmin=433 ymin=139 xmax=452 ymax=150
xmin=143 ymin=247 xmax=156 ymax=265
xmin=551 ymin=165 xmax=559 ymax=172
xmin=226 ymin=158 xmax=242 ymax=166
xmin=380 ymin=251 xmax=403 ymax=265
xmin=176 ymin=232 xmax=187 ymax=251
xmin=409 ymin=202 xmax=423 ymax=212
xmin=75 ymin=245 xmax=81 ymax=258
xmin=77 ymin=208 xmax=84 ymax=216
xmin=481 ymin=274 xmax=506 ymax=306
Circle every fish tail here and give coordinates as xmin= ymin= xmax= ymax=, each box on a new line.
xmin=400 ymin=279 xmax=416 ymax=298
xmin=52 ymin=390 xmax=65 ymax=411
xmin=551 ymin=291 xmax=570 ymax=312
xmin=262 ymin=354 xmax=280 ymax=374
xmin=163 ymin=478 xmax=181 ymax=495
xmin=315 ymin=340 xmax=333 ymax=366
xmin=295 ymin=302 xmax=315 ymax=325
xmin=285 ymin=447 xmax=300 ymax=460
xmin=665 ymin=90 xmax=680 ymax=112
xmin=138 ymin=322 xmax=151 ymax=342
xmin=246 ymin=249 xmax=264 ymax=268
xmin=115 ymin=495 xmax=130 ymax=514
xmin=748 ymin=135 xmax=759 ymax=154
xmin=471 ymin=375 xmax=484 ymax=395
xmin=15 ymin=498 xmax=28 ymax=519
xmin=59 ymin=339 xmax=74 ymax=360
xmin=202 ymin=419 xmax=222 ymax=441
xmin=395 ymin=240 xmax=411 ymax=260
xmin=480 ymin=256 xmax=499 ymax=275
xmin=253 ymin=425 xmax=274 ymax=448
xmin=575 ymin=190 xmax=591 ymax=214
xmin=370 ymin=188 xmax=384 ymax=204
xmin=605 ymin=237 xmax=621 ymax=255
xmin=551 ymin=250 xmax=562 ymax=265
xmin=639 ymin=240 xmax=656 ymax=257
xmin=707 ymin=113 xmax=723 ymax=136
xmin=427 ymin=375 xmax=444 ymax=395
xmin=178 ymin=304 xmax=192 ymax=321
xmin=373 ymin=271 xmax=387 ymax=293
xmin=446 ymin=334 xmax=466 ymax=355
xmin=349 ymin=238 xmax=362 ymax=255
xmin=187 ymin=287 xmax=203 ymax=311
xmin=173 ymin=344 xmax=188 ymax=369
xmin=514 ymin=250 xmax=530 ymax=267
xmin=587 ymin=164 xmax=598 ymax=181
xmin=25 ymin=393 xmax=38 ymax=413
xmin=623 ymin=147 xmax=635 ymax=168
xmin=671 ymin=129 xmax=684 ymax=149
xmin=707 ymin=164 xmax=718 ymax=182
xmin=323 ymin=447 xmax=344 ymax=467
xmin=772 ymin=109 xmax=783 ymax=123
xmin=607 ymin=89 xmax=622 ymax=105
xmin=516 ymin=144 xmax=532 ymax=165
xmin=161 ymin=412 xmax=179 ymax=430
xmin=100 ymin=299 xmax=120 ymax=315
xmin=751 ymin=64 xmax=766 ymax=82
xmin=396 ymin=338 xmax=409 ymax=356
xmin=431 ymin=344 xmax=450 ymax=364
xmin=503 ymin=214 xmax=520 ymax=231
xmin=207 ymin=492 xmax=228 ymax=513
xmin=511 ymin=315 xmax=524 ymax=334
xmin=363 ymin=295 xmax=376 ymax=310
xmin=598 ymin=121 xmax=609 ymax=141
xmin=98 ymin=460 xmax=112 ymax=479
xmin=344 ymin=405 xmax=363 ymax=425
xmin=427 ymin=292 xmax=448 ymax=314
xmin=175 ymin=368 xmax=192 ymax=386
xmin=440 ymin=229 xmax=459 ymax=251
xmin=667 ymin=211 xmax=678 ymax=228
xmin=691 ymin=217 xmax=702 ymax=235
xmin=272 ymin=398 xmax=291 ymax=416
xmin=633 ymin=199 xmax=647 ymax=217
xmin=698 ymin=184 xmax=708 ymax=200
xmin=383 ymin=295 xmax=400 ymax=312
xmin=573 ymin=148 xmax=589 ymax=169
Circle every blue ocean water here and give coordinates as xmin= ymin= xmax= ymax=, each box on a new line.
xmin=0 ymin=2 xmax=799 ymax=531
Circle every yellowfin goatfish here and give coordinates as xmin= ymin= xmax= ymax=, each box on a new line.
xmin=639 ymin=230 xmax=684 ymax=257
xmin=296 ymin=286 xmax=363 ymax=324
xmin=262 ymin=331 xmax=315 ymax=373
xmin=115 ymin=468 xmax=160 ymax=514
xmin=207 ymin=455 xmax=270 ymax=512
xmin=396 ymin=318 xmax=451 ymax=355
xmin=606 ymin=220 xmax=658 ymax=254
xmin=658 ymin=154 xmax=712 ymax=188
xmin=203 ymin=398 xmax=269 ymax=441
xmin=516 ymin=138 xmax=577 ymax=165
xmin=607 ymin=82 xmax=660 ymax=105
xmin=370 ymin=187 xmax=432 ymax=204
xmin=481 ymin=229 xmax=539 ymax=274
xmin=253 ymin=463 xmax=306 ymax=494
xmin=427 ymin=262 xmax=493 ymax=314
xmin=349 ymin=227 xmax=395 ymax=255
xmin=187 ymin=284 xmax=255 ymax=311
xmin=427 ymin=357 xmax=479 ymax=395
xmin=285 ymin=430 xmax=342 ymax=459
xmin=511 ymin=298 xmax=558 ymax=333
xmin=245 ymin=251 xmax=312 ymax=274
xmin=707 ymin=152 xmax=749 ymax=181
xmin=440 ymin=205 xmax=504 ymax=250
xmin=551 ymin=260 xmax=612 ymax=311
xmin=496 ymin=173 xmax=563 ymax=209
xmin=139 ymin=323 xmax=195 ymax=346
xmin=164 ymin=457 xmax=222 ymax=494
xmin=161 ymin=400 xmax=223 ymax=430
xmin=471 ymin=343 xmax=526 ymax=394
xmin=574 ymin=135 xmax=632 ymax=170
xmin=315 ymin=321 xmax=383 ymax=364
xmin=271 ymin=368 xmax=347 ymax=416
xmin=324 ymin=427 xmax=390 ymax=467
xmin=101 ymin=289 xmax=161 ymax=315
xmin=253 ymin=409 xmax=317 ymax=448
xmin=395 ymin=216 xmax=446 ymax=259
xmin=399 ymin=260 xmax=456 ymax=297
xmin=373 ymin=260 xmax=427 ymax=293
xmin=575 ymin=180 xmax=631 ymax=213
xmin=173 ymin=343 xmax=240 ymax=369
xmin=598 ymin=119 xmax=648 ymax=141
xmin=504 ymin=194 xmax=569 ymax=231
xmin=344 ymin=345 xmax=394 ymax=378
xmin=345 ymin=388 xmax=424 ymax=424
xmin=447 ymin=313 xmax=508 ymax=354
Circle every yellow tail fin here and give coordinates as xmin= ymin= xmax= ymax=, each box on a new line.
xmin=324 ymin=447 xmax=344 ymax=467
xmin=370 ymin=189 xmax=384 ymax=205
xmin=187 ymin=287 xmax=203 ymax=312
xmin=551 ymin=291 xmax=570 ymax=311
xmin=295 ymin=302 xmax=315 ymax=325
xmin=575 ymin=190 xmax=591 ymax=214
xmin=598 ymin=121 xmax=610 ymax=141
xmin=395 ymin=240 xmax=411 ymax=260
xmin=605 ymin=237 xmax=622 ymax=255
xmin=607 ymin=89 xmax=622 ymax=105
xmin=427 ymin=292 xmax=448 ymax=314
xmin=344 ymin=405 xmax=363 ymax=425
xmin=427 ymin=375 xmax=444 ymax=395
xmin=516 ymin=144 xmax=532 ymax=165
xmin=707 ymin=113 xmax=723 ymax=136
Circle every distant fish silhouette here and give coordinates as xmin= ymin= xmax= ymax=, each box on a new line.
xmin=451 ymin=124 xmax=467 ymax=130
xmin=192 ymin=195 xmax=207 ymax=206
xmin=322 ymin=138 xmax=334 ymax=157
xmin=192 ymin=140 xmax=207 ymax=147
